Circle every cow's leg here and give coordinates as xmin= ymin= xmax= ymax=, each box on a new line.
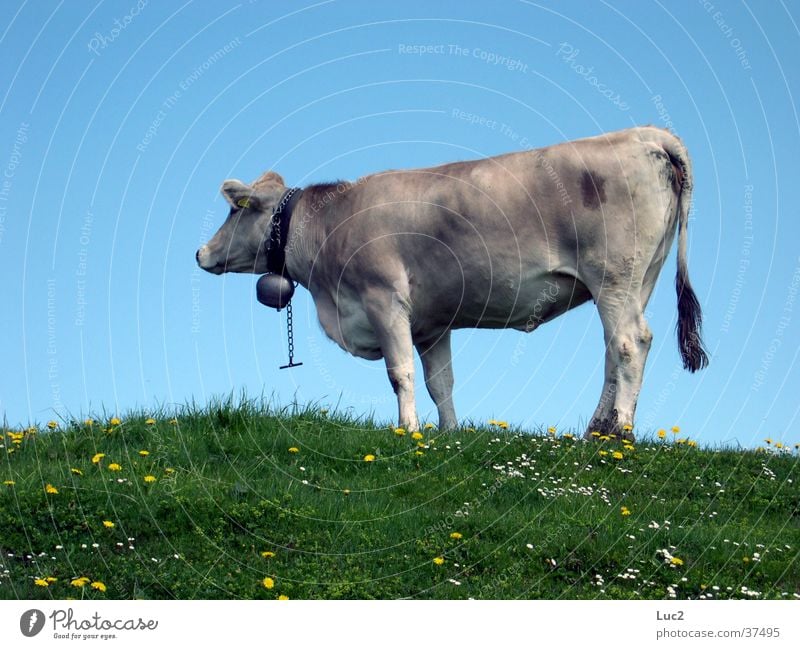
xmin=584 ymin=345 xmax=618 ymax=439
xmin=416 ymin=331 xmax=457 ymax=430
xmin=587 ymin=297 xmax=652 ymax=442
xmin=363 ymin=293 xmax=420 ymax=433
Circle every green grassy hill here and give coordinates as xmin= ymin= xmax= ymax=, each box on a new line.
xmin=1 ymin=399 xmax=798 ymax=599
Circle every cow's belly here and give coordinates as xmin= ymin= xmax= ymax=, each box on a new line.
xmin=453 ymin=272 xmax=592 ymax=331
xmin=313 ymin=291 xmax=383 ymax=360
xmin=312 ymin=271 xmax=591 ymax=360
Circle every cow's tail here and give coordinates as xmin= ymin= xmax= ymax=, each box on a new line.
xmin=661 ymin=134 xmax=709 ymax=373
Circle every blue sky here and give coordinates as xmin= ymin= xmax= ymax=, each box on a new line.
xmin=1 ymin=0 xmax=799 ymax=448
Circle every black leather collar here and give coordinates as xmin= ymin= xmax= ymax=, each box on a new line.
xmin=264 ymin=187 xmax=303 ymax=277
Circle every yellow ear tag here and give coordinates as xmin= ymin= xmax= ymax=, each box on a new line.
xmin=237 ymin=198 xmax=251 ymax=208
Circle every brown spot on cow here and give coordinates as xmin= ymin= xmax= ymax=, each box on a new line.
xmin=580 ymin=170 xmax=607 ymax=209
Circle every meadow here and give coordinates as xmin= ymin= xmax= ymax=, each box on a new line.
xmin=1 ymin=397 xmax=798 ymax=599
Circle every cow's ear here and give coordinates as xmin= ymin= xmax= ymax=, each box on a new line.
xmin=252 ymin=170 xmax=285 ymax=189
xmin=220 ymin=179 xmax=256 ymax=208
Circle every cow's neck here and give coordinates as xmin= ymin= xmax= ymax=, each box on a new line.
xmin=283 ymin=192 xmax=326 ymax=290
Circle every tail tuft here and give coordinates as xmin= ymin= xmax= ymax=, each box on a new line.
xmin=676 ymin=268 xmax=709 ymax=372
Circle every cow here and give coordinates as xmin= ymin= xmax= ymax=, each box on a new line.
xmin=197 ymin=126 xmax=708 ymax=441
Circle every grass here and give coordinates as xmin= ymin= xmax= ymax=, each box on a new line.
xmin=1 ymin=396 xmax=798 ymax=600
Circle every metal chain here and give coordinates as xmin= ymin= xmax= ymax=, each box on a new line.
xmin=268 ymin=188 xmax=297 ymax=251
xmin=280 ymin=299 xmax=302 ymax=369
xmin=286 ymin=301 xmax=295 ymax=361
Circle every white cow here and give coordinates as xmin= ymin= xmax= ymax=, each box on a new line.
xmin=197 ymin=126 xmax=708 ymax=440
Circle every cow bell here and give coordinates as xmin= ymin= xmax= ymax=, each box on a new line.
xmin=256 ymin=273 xmax=294 ymax=310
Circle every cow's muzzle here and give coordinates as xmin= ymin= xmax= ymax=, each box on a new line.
xmin=196 ymin=245 xmax=223 ymax=274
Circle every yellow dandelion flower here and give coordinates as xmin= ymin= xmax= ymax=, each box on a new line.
xmin=262 ymin=577 xmax=275 ymax=589
xmin=45 ymin=484 xmax=58 ymax=494
xmin=91 ymin=453 xmax=105 ymax=464
xmin=620 ymin=506 xmax=631 ymax=516
xmin=90 ymin=581 xmax=106 ymax=592
xmin=288 ymin=447 xmax=299 ymax=453
xmin=488 ymin=419 xmax=498 ymax=426
xmin=411 ymin=432 xmax=424 ymax=440
xmin=599 ymin=450 xmax=608 ymax=456
xmin=343 ymin=489 xmax=351 ymax=496
xmin=671 ymin=426 xmax=680 ymax=434
xmin=261 ymin=551 xmax=276 ymax=558
xmin=70 ymin=577 xmax=90 ymax=588
xmin=676 ymin=438 xmax=686 ymax=445
xmin=424 ymin=423 xmax=435 ymax=430
xmin=743 ymin=556 xmax=750 ymax=563
xmin=109 ymin=417 xmax=121 ymax=426
xmin=764 ymin=438 xmax=772 ymax=445
xmin=450 ymin=532 xmax=463 ymax=540
xmin=143 ymin=475 xmax=157 ymax=483
xmin=138 ymin=450 xmax=149 ymax=456
xmin=169 ymin=418 xmax=178 ymax=425
xmin=775 ymin=442 xmax=784 ymax=449
xmin=278 ymin=594 xmax=289 ymax=600
xmin=164 ymin=468 xmax=175 ymax=474
xmin=85 ymin=418 xmax=94 ymax=426
xmin=670 ymin=557 xmax=684 ymax=566
xmin=34 ymin=578 xmax=49 ymax=587
xmin=394 ymin=428 xmax=406 ymax=436
xmin=599 ymin=435 xmax=610 ymax=442
xmin=3 ymin=480 xmax=15 ymax=486
xmin=657 ymin=429 xmax=666 ymax=439
xmin=45 ymin=576 xmax=57 ymax=583
xmin=688 ymin=440 xmax=698 ymax=448
xmin=563 ymin=433 xmax=575 ymax=440
xmin=417 ymin=441 xmax=426 ymax=448
xmin=102 ymin=520 xmax=114 ymax=528
xmin=415 ymin=451 xmax=424 ymax=456
xmin=591 ymin=431 xmax=601 ymax=437
xmin=107 ymin=463 xmax=122 ymax=471
xmin=145 ymin=418 xmax=156 ymax=425
xmin=47 ymin=421 xmax=58 ymax=430
xmin=498 ymin=422 xmax=508 ymax=429
xmin=432 ymin=556 xmax=445 ymax=566
xmin=363 ymin=454 xmax=375 ymax=462
xmin=71 ymin=468 xmax=83 ymax=476
xmin=612 ymin=451 xmax=624 ymax=460
xmin=547 ymin=426 xmax=556 ymax=434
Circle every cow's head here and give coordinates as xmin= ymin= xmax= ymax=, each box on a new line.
xmin=196 ymin=171 xmax=286 ymax=274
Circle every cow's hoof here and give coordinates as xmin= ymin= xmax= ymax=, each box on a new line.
xmin=585 ymin=415 xmax=635 ymax=443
